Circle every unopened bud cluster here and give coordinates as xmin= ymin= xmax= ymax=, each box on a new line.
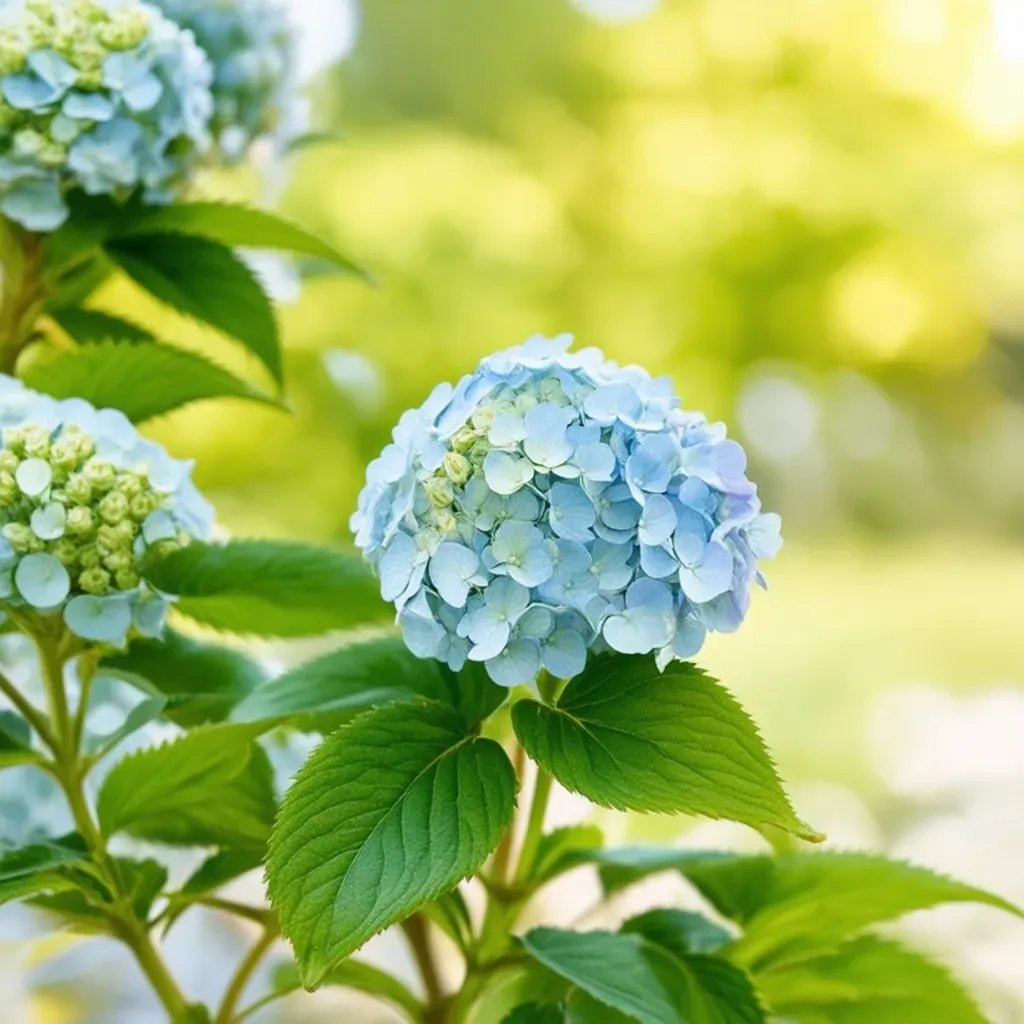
xmin=0 ymin=377 xmax=214 ymax=646
xmin=0 ymin=0 xmax=213 ymax=231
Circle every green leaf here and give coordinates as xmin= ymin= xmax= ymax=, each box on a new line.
xmin=230 ymin=636 xmax=449 ymax=730
xmin=50 ymin=307 xmax=155 ymax=344
xmin=97 ymin=724 xmax=276 ymax=849
xmin=0 ymin=710 xmax=43 ymax=768
xmin=103 ymin=630 xmax=265 ymax=728
xmin=111 ymin=202 xmax=369 ymax=281
xmin=758 ymin=936 xmax=988 ymax=1024
xmin=84 ymin=696 xmax=167 ymax=760
xmin=449 ymin=660 xmax=508 ymax=726
xmin=423 ymin=888 xmax=474 ymax=952
xmin=180 ymin=848 xmax=264 ymax=899
xmin=144 ymin=540 xmax=391 ymax=638
xmin=586 ymin=847 xmax=733 ymax=897
xmin=105 ymin=234 xmax=282 ymax=384
xmin=564 ymin=990 xmax=634 ymax=1023
xmin=273 ymin=959 xmax=422 ymax=1022
xmin=119 ymin=857 xmax=169 ymax=920
xmin=622 ymin=909 xmax=733 ymax=956
xmin=519 ymin=929 xmax=682 ymax=1024
xmin=21 ymin=340 xmax=279 ymax=423
xmin=0 ymin=835 xmax=89 ymax=907
xmin=504 ymin=1005 xmax=565 ymax=1024
xmin=663 ymin=851 xmax=1023 ymax=970
xmin=267 ymin=700 xmax=517 ymax=986
xmin=512 ymin=657 xmax=819 ymax=841
xmin=531 ymin=825 xmax=605 ymax=886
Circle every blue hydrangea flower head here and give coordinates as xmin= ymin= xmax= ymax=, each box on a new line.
xmin=0 ymin=375 xmax=214 ymax=646
xmin=352 ymin=335 xmax=783 ymax=687
xmin=150 ymin=0 xmax=297 ymax=164
xmin=0 ymin=0 xmax=213 ymax=231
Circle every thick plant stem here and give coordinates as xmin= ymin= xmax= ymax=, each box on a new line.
xmin=402 ymin=913 xmax=446 ymax=1018
xmin=216 ymin=927 xmax=279 ymax=1024
xmin=0 ymin=226 xmax=45 ymax=373
xmin=0 ymin=667 xmax=58 ymax=751
xmin=513 ymin=765 xmax=553 ymax=885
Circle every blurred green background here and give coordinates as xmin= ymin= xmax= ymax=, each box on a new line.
xmin=19 ymin=0 xmax=1024 ymax=1019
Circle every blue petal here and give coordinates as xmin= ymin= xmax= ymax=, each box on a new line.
xmin=0 ymin=177 xmax=68 ymax=232
xmin=549 ymin=538 xmax=591 ymax=579
xmin=3 ymin=73 xmax=62 ymax=110
xmin=672 ymin=612 xmax=707 ymax=658
xmin=626 ymin=434 xmax=678 ymax=496
xmin=27 ymin=50 xmax=78 ymax=92
xmin=747 ymin=512 xmax=783 ymax=560
xmin=542 ymin=629 xmax=587 ymax=679
xmin=640 ymin=543 xmax=679 ymax=579
xmin=63 ymin=595 xmax=132 ymax=645
xmin=638 ymin=493 xmax=677 ymax=546
xmin=484 ymin=575 xmax=531 ymax=620
xmin=524 ymin=402 xmax=574 ymax=468
xmin=400 ymin=593 xmax=445 ymax=658
xmin=678 ymin=541 xmax=734 ymax=603
xmin=484 ymin=451 xmax=534 ymax=495
xmin=603 ymin=602 xmax=674 ymax=654
xmin=15 ymin=553 xmax=70 ymax=609
xmin=548 ymin=483 xmax=596 ymax=543
xmin=30 ymin=502 xmax=66 ymax=541
xmin=379 ymin=532 xmax=420 ymax=602
xmin=517 ymin=605 xmax=555 ymax=639
xmin=486 ymin=638 xmax=542 ymax=687
xmin=491 ymin=522 xmax=553 ymax=587
xmin=489 ymin=412 xmax=526 ymax=447
xmin=429 ymin=541 xmax=480 ymax=609
xmin=63 ymin=91 xmax=116 ymax=121
xmin=584 ymin=383 xmax=642 ymax=425
xmin=132 ymin=594 xmax=169 ymax=638
xmin=574 ymin=442 xmax=615 ymax=482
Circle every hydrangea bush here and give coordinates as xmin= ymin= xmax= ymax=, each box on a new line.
xmin=0 ymin=6 xmax=1018 ymax=1022
xmin=353 ymin=335 xmax=783 ymax=686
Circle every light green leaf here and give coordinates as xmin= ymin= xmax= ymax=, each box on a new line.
xmin=759 ymin=936 xmax=988 ymax=1024
xmin=0 ymin=835 xmax=89 ymax=907
xmin=267 ymin=700 xmax=517 ymax=986
xmin=21 ymin=340 xmax=279 ymax=423
xmin=84 ymin=697 xmax=167 ymax=760
xmin=230 ymin=636 xmax=449 ymax=730
xmin=589 ymin=847 xmax=735 ymax=897
xmin=111 ymin=202 xmax=369 ymax=281
xmin=105 ymin=234 xmax=282 ymax=383
xmin=664 ymin=851 xmax=1023 ymax=970
xmin=622 ymin=908 xmax=733 ymax=957
xmin=423 ymin=888 xmax=474 ymax=952
xmin=531 ymin=825 xmax=605 ymax=886
xmin=180 ymin=848 xmax=264 ymax=899
xmin=504 ymin=1005 xmax=565 ymax=1024
xmin=273 ymin=959 xmax=423 ymax=1022
xmin=119 ymin=857 xmax=168 ymax=920
xmin=519 ymin=929 xmax=680 ymax=1024
xmin=50 ymin=307 xmax=155 ymax=344
xmin=0 ymin=710 xmax=43 ymax=768
xmin=97 ymin=724 xmax=276 ymax=849
xmin=512 ymin=657 xmax=819 ymax=841
xmin=144 ymin=540 xmax=391 ymax=638
xmin=103 ymin=630 xmax=266 ymax=728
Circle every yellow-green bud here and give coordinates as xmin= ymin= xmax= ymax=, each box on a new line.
xmin=451 ymin=427 xmax=477 ymax=453
xmin=423 ymin=477 xmax=454 ymax=509
xmin=83 ymin=459 xmax=115 ymax=491
xmin=78 ymin=545 xmax=102 ymax=569
xmin=442 ymin=452 xmax=471 ymax=487
xmin=114 ymin=568 xmax=139 ymax=591
xmin=129 ymin=492 xmax=159 ymax=522
xmin=433 ymin=508 xmax=458 ymax=535
xmin=50 ymin=538 xmax=79 ymax=566
xmin=0 ymin=450 xmax=18 ymax=474
xmin=3 ymin=523 xmax=34 ymax=552
xmin=98 ymin=490 xmax=129 ymax=525
xmin=116 ymin=473 xmax=144 ymax=498
xmin=66 ymin=505 xmax=94 ymax=536
xmin=36 ymin=141 xmax=66 ymax=168
xmin=113 ymin=519 xmax=137 ymax=544
xmin=21 ymin=425 xmax=51 ymax=459
xmin=3 ymin=427 xmax=24 ymax=454
xmin=471 ymin=407 xmax=495 ymax=433
xmin=49 ymin=439 xmax=80 ymax=472
xmin=65 ymin=474 xmax=92 ymax=505
xmin=0 ymin=35 xmax=26 ymax=76
xmin=78 ymin=567 xmax=111 ymax=596
xmin=103 ymin=549 xmax=132 ymax=573
xmin=63 ymin=427 xmax=94 ymax=460
xmin=12 ymin=129 xmax=44 ymax=161
xmin=513 ymin=393 xmax=539 ymax=415
xmin=98 ymin=9 xmax=148 ymax=50
xmin=0 ymin=471 xmax=17 ymax=506
xmin=75 ymin=66 xmax=104 ymax=89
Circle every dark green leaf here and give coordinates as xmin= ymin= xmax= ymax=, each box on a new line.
xmin=273 ymin=959 xmax=422 ymax=1021
xmin=103 ymin=631 xmax=265 ymax=728
xmin=423 ymin=888 xmax=474 ymax=952
xmin=512 ymin=657 xmax=819 ymax=841
xmin=0 ymin=710 xmax=43 ymax=767
xmin=531 ymin=825 xmax=605 ymax=886
xmin=21 ymin=340 xmax=279 ymax=423
xmin=664 ymin=852 xmax=1023 ymax=970
xmin=447 ymin=660 xmax=508 ymax=726
xmin=84 ymin=697 xmax=167 ymax=760
xmin=564 ymin=990 xmax=634 ymax=1023
xmin=587 ymin=846 xmax=738 ymax=898
xmin=144 ymin=540 xmax=391 ymax=638
xmin=504 ymin=1005 xmax=565 ymax=1024
xmin=759 ymin=936 xmax=988 ymax=1024
xmin=105 ymin=234 xmax=282 ymax=383
xmin=267 ymin=700 xmax=517 ymax=986
xmin=111 ymin=202 xmax=369 ymax=281
xmin=118 ymin=857 xmax=168 ymax=920
xmin=230 ymin=636 xmax=448 ymax=730
xmin=50 ymin=307 xmax=155 ymax=344
xmin=623 ymin=908 xmax=733 ymax=956
xmin=0 ymin=834 xmax=89 ymax=907
xmin=180 ymin=848 xmax=265 ymax=898
xmin=97 ymin=724 xmax=276 ymax=849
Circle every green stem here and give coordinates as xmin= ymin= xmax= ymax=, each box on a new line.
xmin=0 ymin=667 xmax=58 ymax=752
xmin=513 ymin=766 xmax=553 ymax=886
xmin=401 ymin=913 xmax=446 ymax=1016
xmin=216 ymin=926 xmax=279 ymax=1024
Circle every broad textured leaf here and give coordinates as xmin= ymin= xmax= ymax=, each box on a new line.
xmin=97 ymin=725 xmax=276 ymax=849
xmin=267 ymin=700 xmax=517 ymax=986
xmin=273 ymin=959 xmax=421 ymax=1021
xmin=759 ymin=936 xmax=987 ymax=1024
xmin=504 ymin=1005 xmax=566 ymax=1024
xmin=623 ymin=909 xmax=733 ymax=956
xmin=519 ymin=929 xmax=681 ymax=1024
xmin=84 ymin=697 xmax=167 ymax=759
xmin=144 ymin=540 xmax=390 ymax=638
xmin=22 ymin=341 xmax=278 ymax=422
xmin=664 ymin=851 xmax=1023 ymax=970
xmin=50 ymin=307 xmax=154 ymax=343
xmin=423 ymin=888 xmax=474 ymax=951
xmin=0 ymin=710 xmax=43 ymax=767
xmin=449 ymin=659 xmax=508 ymax=726
xmin=0 ymin=835 xmax=88 ymax=907
xmin=119 ymin=857 xmax=168 ymax=920
xmin=512 ymin=657 xmax=819 ymax=841
xmin=231 ymin=636 xmax=449 ymax=730
xmin=103 ymin=631 xmax=265 ymax=727
xmin=468 ymin=965 xmax=570 ymax=1024
xmin=531 ymin=825 xmax=605 ymax=886
xmin=565 ymin=990 xmax=634 ymax=1023
xmin=105 ymin=234 xmax=282 ymax=383
xmin=112 ymin=202 xmax=368 ymax=280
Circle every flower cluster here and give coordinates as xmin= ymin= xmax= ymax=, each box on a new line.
xmin=0 ymin=0 xmax=213 ymax=232
xmin=352 ymin=336 xmax=783 ymax=687
xmin=0 ymin=376 xmax=213 ymax=646
xmin=151 ymin=0 xmax=297 ymax=163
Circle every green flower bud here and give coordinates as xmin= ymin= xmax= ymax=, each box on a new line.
xmin=69 ymin=38 xmax=105 ymax=70
xmin=12 ymin=128 xmax=44 ymax=160
xmin=96 ymin=521 xmax=135 ymax=554
xmin=78 ymin=566 xmax=111 ymax=596
xmin=82 ymin=459 xmax=115 ymax=491
xmin=116 ymin=473 xmax=144 ymax=499
xmin=50 ymin=538 xmax=79 ymax=566
xmin=102 ymin=549 xmax=132 ymax=573
xmin=471 ymin=407 xmax=495 ymax=433
xmin=423 ymin=477 xmax=454 ymax=509
xmin=2 ymin=523 xmax=34 ymax=552
xmin=21 ymin=425 xmax=51 ymax=459
xmin=442 ymin=452 xmax=471 ymax=487
xmin=0 ymin=34 xmax=26 ymax=77
xmin=75 ymin=66 xmax=104 ymax=89
xmin=433 ymin=508 xmax=458 ymax=535
xmin=0 ymin=471 xmax=17 ymax=507
xmin=64 ymin=428 xmax=95 ymax=460
xmin=64 ymin=475 xmax=91 ymax=505
xmin=78 ymin=545 xmax=102 ymax=569
xmin=49 ymin=439 xmax=80 ymax=472
xmin=114 ymin=568 xmax=139 ymax=591
xmin=513 ymin=392 xmax=539 ymax=415
xmin=112 ymin=519 xmax=137 ymax=544
xmin=66 ymin=505 xmax=94 ymax=536
xmin=3 ymin=427 xmax=24 ymax=455
xmin=98 ymin=490 xmax=129 ymax=525
xmin=129 ymin=492 xmax=159 ymax=522
xmin=0 ymin=450 xmax=18 ymax=474
xmin=98 ymin=9 xmax=148 ymax=51
xmin=36 ymin=140 xmax=67 ymax=168
xmin=451 ymin=427 xmax=477 ymax=453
